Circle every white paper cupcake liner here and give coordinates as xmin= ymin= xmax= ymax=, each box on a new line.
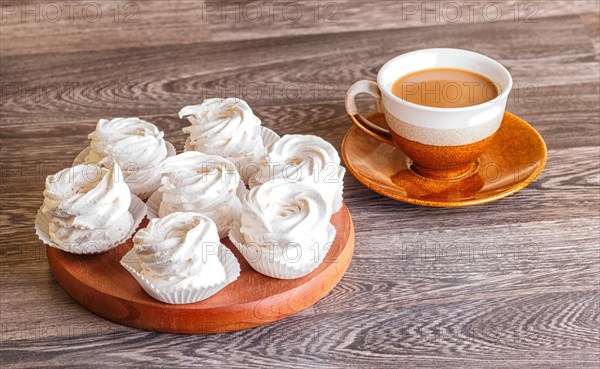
xmin=72 ymin=145 xmax=91 ymax=165
xmin=228 ymin=221 xmax=336 ymax=279
xmin=236 ymin=180 xmax=249 ymax=200
xmin=145 ymin=190 xmax=162 ymax=219
xmin=35 ymin=195 xmax=147 ymax=254
xmin=260 ymin=126 xmax=280 ymax=148
xmin=73 ymin=141 xmax=177 ymax=200
xmin=166 ymin=141 xmax=177 ymax=156
xmin=332 ymin=166 xmax=346 ymax=214
xmin=183 ymin=136 xmax=193 ymax=152
xmin=120 ymin=243 xmax=241 ymax=304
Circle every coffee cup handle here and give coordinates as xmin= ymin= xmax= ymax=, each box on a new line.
xmin=345 ymin=80 xmax=395 ymax=146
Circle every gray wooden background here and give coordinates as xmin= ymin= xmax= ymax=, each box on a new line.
xmin=1 ymin=1 xmax=599 ymax=368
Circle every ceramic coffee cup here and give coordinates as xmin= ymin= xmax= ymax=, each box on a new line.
xmin=345 ymin=48 xmax=513 ymax=180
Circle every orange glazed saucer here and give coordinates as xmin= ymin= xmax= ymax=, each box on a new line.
xmin=342 ymin=112 xmax=547 ymax=207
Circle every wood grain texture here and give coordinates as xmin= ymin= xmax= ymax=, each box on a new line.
xmin=0 ymin=1 xmax=211 ymax=56
xmin=1 ymin=0 xmax=599 ymax=368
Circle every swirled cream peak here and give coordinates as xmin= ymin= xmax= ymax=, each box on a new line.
xmin=240 ymin=180 xmax=332 ymax=264
xmin=156 ymin=152 xmax=242 ymax=238
xmin=132 ymin=212 xmax=227 ymax=290
xmin=179 ymin=98 xmax=265 ymax=178
xmin=251 ymin=134 xmax=345 ymax=212
xmin=42 ymin=163 xmax=134 ymax=250
xmin=84 ymin=117 xmax=168 ymax=197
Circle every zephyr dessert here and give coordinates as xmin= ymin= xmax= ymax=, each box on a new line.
xmin=75 ymin=117 xmax=176 ymax=199
xmin=36 ymin=96 xmax=346 ymax=305
xmin=121 ymin=212 xmax=240 ymax=304
xmin=146 ymin=151 xmax=244 ymax=239
xmin=35 ymin=163 xmax=146 ymax=254
xmin=229 ymin=180 xmax=336 ymax=279
xmin=179 ymin=98 xmax=279 ymax=183
xmin=249 ymin=134 xmax=346 ymax=213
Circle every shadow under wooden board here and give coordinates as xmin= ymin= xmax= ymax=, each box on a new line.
xmin=45 ymin=204 xmax=355 ymax=334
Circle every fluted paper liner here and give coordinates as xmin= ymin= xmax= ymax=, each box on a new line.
xmin=228 ymin=220 xmax=336 ymax=279
xmin=236 ymin=180 xmax=250 ymax=199
xmin=35 ymin=194 xmax=147 ymax=254
xmin=332 ymin=166 xmax=346 ymax=214
xmin=260 ymin=126 xmax=280 ymax=148
xmin=72 ymin=146 xmax=89 ymax=165
xmin=145 ymin=190 xmax=162 ymax=219
xmin=120 ymin=243 xmax=241 ymax=304
xmin=73 ymin=141 xmax=177 ymax=200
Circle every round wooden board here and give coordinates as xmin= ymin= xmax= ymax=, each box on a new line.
xmin=46 ymin=204 xmax=354 ymax=334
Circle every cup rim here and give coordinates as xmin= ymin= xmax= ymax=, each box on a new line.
xmin=377 ymin=48 xmax=513 ymax=112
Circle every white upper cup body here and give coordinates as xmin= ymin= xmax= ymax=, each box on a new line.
xmin=345 ymin=48 xmax=513 ymax=147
